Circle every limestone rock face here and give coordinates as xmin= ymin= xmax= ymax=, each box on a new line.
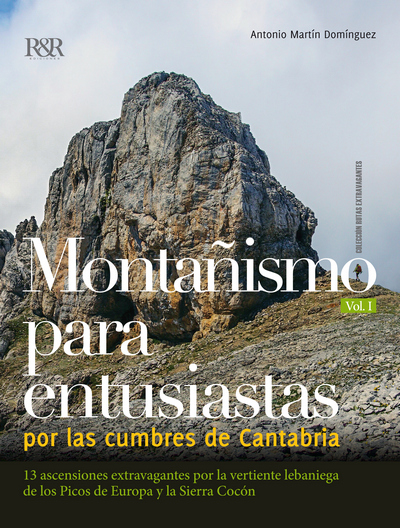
xmin=0 ymin=217 xmax=37 ymax=322
xmin=0 ymin=217 xmax=38 ymax=356
xmin=22 ymin=72 xmax=318 ymax=340
xmin=0 ymin=230 xmax=13 ymax=274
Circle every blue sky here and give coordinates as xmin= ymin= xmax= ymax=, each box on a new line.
xmin=0 ymin=0 xmax=18 ymax=15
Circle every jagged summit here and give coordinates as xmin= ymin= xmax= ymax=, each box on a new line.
xmin=121 ymin=71 xmax=270 ymax=171
xmin=1 ymin=72 xmax=318 ymax=340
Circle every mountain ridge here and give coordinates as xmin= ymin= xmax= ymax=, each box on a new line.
xmin=0 ymin=73 xmax=396 ymax=461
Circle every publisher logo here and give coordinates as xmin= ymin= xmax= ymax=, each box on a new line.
xmin=341 ymin=298 xmax=376 ymax=313
xmin=25 ymin=38 xmax=64 ymax=59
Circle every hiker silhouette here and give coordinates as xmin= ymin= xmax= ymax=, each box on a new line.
xmin=354 ymin=263 xmax=362 ymax=281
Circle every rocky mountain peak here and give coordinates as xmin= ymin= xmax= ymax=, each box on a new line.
xmin=15 ymin=216 xmax=38 ymax=242
xmin=120 ymin=71 xmax=270 ymax=172
xmin=1 ymin=72 xmax=318 ymax=341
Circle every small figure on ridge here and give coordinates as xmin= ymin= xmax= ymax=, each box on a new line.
xmin=354 ymin=263 xmax=362 ymax=281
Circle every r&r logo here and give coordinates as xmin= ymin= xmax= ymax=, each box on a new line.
xmin=25 ymin=38 xmax=64 ymax=58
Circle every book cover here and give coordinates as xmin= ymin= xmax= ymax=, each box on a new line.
xmin=0 ymin=0 xmax=398 ymax=515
